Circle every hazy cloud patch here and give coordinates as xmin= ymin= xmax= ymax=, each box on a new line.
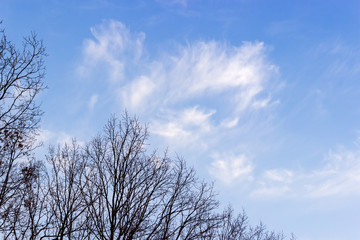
xmin=88 ymin=94 xmax=99 ymax=110
xmin=209 ymin=154 xmax=254 ymax=185
xmin=252 ymin=142 xmax=360 ymax=198
xmin=151 ymin=106 xmax=215 ymax=149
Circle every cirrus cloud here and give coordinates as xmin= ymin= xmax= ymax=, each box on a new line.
xmin=209 ymin=154 xmax=254 ymax=185
xmin=78 ymin=20 xmax=280 ymax=185
xmin=252 ymin=143 xmax=360 ymax=198
xmin=78 ymin=19 xmax=145 ymax=82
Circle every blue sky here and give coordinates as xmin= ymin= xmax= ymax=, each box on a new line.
xmin=1 ymin=0 xmax=360 ymax=239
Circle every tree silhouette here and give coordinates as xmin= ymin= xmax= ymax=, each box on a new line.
xmin=0 ymin=22 xmax=296 ymax=239
xmin=0 ymin=21 xmax=46 ymax=235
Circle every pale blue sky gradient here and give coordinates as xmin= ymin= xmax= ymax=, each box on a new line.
xmin=1 ymin=1 xmax=360 ymax=239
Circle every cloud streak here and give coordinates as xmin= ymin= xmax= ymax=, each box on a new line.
xmin=74 ymin=20 xmax=360 ymax=206
xmin=252 ymin=143 xmax=360 ymax=198
xmin=78 ymin=20 xmax=280 ymax=185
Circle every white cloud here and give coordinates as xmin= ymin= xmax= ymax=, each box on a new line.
xmin=88 ymin=94 xmax=98 ymax=110
xmin=56 ymin=132 xmax=75 ymax=146
xmin=119 ymin=76 xmax=156 ymax=111
xmin=305 ymin=148 xmax=360 ymax=198
xmin=79 ymin=20 xmax=278 ymax=118
xmin=129 ymin=39 xmax=277 ymax=151
xmin=209 ymin=154 xmax=254 ymax=185
xmin=264 ymin=169 xmax=294 ymax=182
xmin=37 ymin=129 xmax=56 ymax=144
xmin=79 ymin=21 xmax=277 ymax=113
xmin=252 ymin=144 xmax=360 ymax=198
xmin=37 ymin=129 xmax=84 ymax=148
xmin=153 ymin=41 xmax=277 ymax=110
xmin=78 ymin=19 xmax=145 ymax=82
xmin=220 ymin=117 xmax=239 ymax=128
xmin=180 ymin=106 xmax=215 ymax=131
xmin=252 ymin=96 xmax=272 ymax=109
xmin=309 ymin=39 xmax=360 ymax=78
xmin=152 ymin=122 xmax=190 ymax=139
xmin=78 ymin=20 xmax=280 ymax=182
xmin=151 ymin=106 xmax=215 ymax=147
xmin=252 ymin=169 xmax=293 ymax=196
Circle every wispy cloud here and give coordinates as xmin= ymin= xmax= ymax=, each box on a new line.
xmin=88 ymin=94 xmax=99 ymax=110
xmin=79 ymin=20 xmax=278 ymax=112
xmin=112 ymin=40 xmax=278 ymax=117
xmin=309 ymin=38 xmax=360 ymax=78
xmin=78 ymin=19 xmax=145 ymax=82
xmin=153 ymin=41 xmax=277 ymax=110
xmin=37 ymin=129 xmax=84 ymax=147
xmin=209 ymin=153 xmax=254 ymax=185
xmin=119 ymin=76 xmax=156 ymax=111
xmin=252 ymin=142 xmax=360 ymax=198
xmin=151 ymin=106 xmax=215 ymax=149
xmin=78 ymin=20 xmax=280 ymax=184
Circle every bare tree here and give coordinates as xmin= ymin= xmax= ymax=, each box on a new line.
xmin=213 ymin=207 xmax=248 ymax=240
xmin=147 ymin=159 xmax=222 ymax=240
xmin=81 ymin=115 xmax=218 ymax=239
xmin=0 ymin=112 xmax=294 ymax=240
xmin=43 ymin=141 xmax=89 ymax=240
xmin=82 ymin=115 xmax=171 ymax=240
xmin=81 ymin=114 xmax=295 ymax=240
xmin=0 ymin=21 xmax=296 ymax=239
xmin=0 ymin=21 xmax=46 ymax=235
xmin=215 ymin=207 xmax=297 ymax=240
xmin=2 ymin=161 xmax=51 ymax=240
